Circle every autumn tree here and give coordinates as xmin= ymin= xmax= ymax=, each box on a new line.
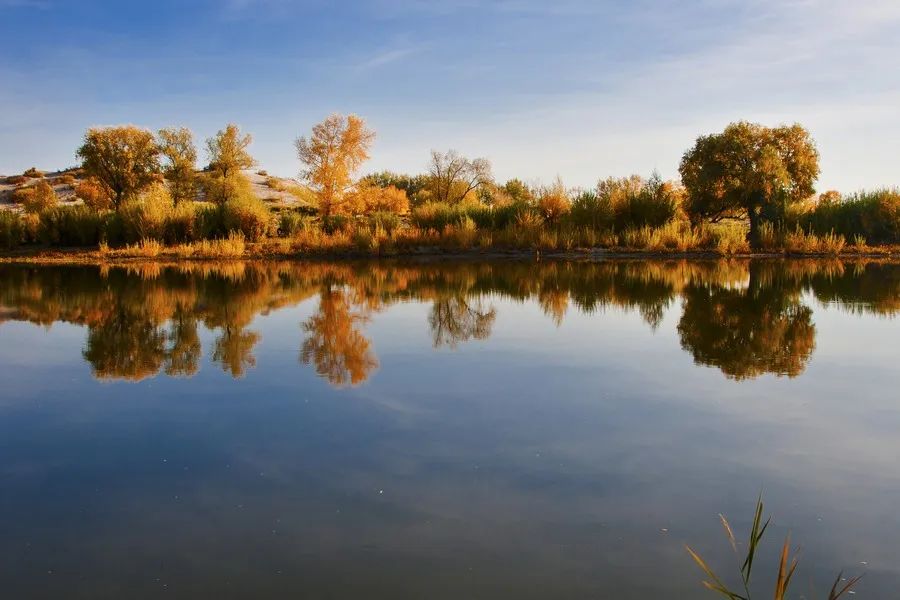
xmin=679 ymin=121 xmax=819 ymax=247
xmin=295 ymin=113 xmax=376 ymax=217
xmin=205 ymin=124 xmax=255 ymax=203
xmin=158 ymin=127 xmax=198 ymax=204
xmin=427 ymin=150 xmax=492 ymax=205
xmin=77 ymin=126 xmax=160 ymax=210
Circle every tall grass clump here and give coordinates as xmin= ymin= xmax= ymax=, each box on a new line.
xmin=222 ymin=194 xmax=272 ymax=241
xmin=117 ymin=183 xmax=173 ymax=243
xmin=0 ymin=211 xmax=24 ymax=249
xmin=686 ymin=495 xmax=862 ymax=600
xmin=37 ymin=206 xmax=106 ymax=246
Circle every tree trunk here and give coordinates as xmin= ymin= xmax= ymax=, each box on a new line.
xmin=748 ymin=205 xmax=761 ymax=250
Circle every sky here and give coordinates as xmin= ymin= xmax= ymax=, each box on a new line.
xmin=0 ymin=0 xmax=898 ymax=192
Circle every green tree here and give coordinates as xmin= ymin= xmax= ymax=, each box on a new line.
xmin=158 ymin=127 xmax=198 ymax=204
xmin=77 ymin=126 xmax=160 ymax=210
xmin=679 ymin=121 xmax=819 ymax=247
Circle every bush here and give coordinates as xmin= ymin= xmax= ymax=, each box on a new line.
xmin=569 ymin=190 xmax=613 ymax=229
xmin=279 ymin=210 xmax=311 ymax=236
xmin=55 ymin=174 xmax=76 ymax=185
xmin=164 ymin=202 xmax=200 ymax=244
xmin=11 ymin=187 xmax=34 ymax=206
xmin=4 ymin=175 xmax=28 ymax=185
xmin=321 ymin=213 xmax=351 ymax=234
xmin=194 ymin=203 xmax=226 ymax=240
xmin=22 ymin=180 xmax=58 ymax=214
xmin=23 ymin=167 xmax=44 ymax=178
xmin=0 ymin=211 xmax=24 ymax=249
xmin=201 ymin=172 xmax=253 ymax=204
xmin=118 ymin=183 xmax=174 ymax=243
xmin=537 ymin=179 xmax=571 ymax=223
xmin=803 ymin=188 xmax=900 ymax=244
xmin=75 ymin=178 xmax=113 ymax=211
xmin=368 ymin=210 xmax=401 ymax=234
xmin=37 ymin=206 xmax=106 ymax=246
xmin=222 ymin=194 xmax=272 ymax=241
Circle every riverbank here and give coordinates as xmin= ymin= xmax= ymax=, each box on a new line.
xmin=2 ymin=242 xmax=899 ymax=265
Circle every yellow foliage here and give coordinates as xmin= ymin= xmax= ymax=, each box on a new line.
xmin=296 ymin=113 xmax=375 ymax=217
xmin=75 ymin=178 xmax=113 ymax=211
xmin=346 ymin=184 xmax=409 ymax=215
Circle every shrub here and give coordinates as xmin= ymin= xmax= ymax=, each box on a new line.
xmin=118 ymin=183 xmax=174 ymax=243
xmin=222 ymin=194 xmax=272 ymax=241
xmin=278 ymin=210 xmax=307 ymax=237
xmin=536 ymin=179 xmax=571 ymax=223
xmin=11 ymin=187 xmax=34 ymax=206
xmin=321 ymin=213 xmax=351 ymax=234
xmin=164 ymin=202 xmax=200 ymax=244
xmin=75 ymin=178 xmax=114 ymax=211
xmin=802 ymin=188 xmax=900 ymax=244
xmin=348 ymin=184 xmax=410 ymax=215
xmin=257 ymin=170 xmax=268 ymax=176
xmin=22 ymin=180 xmax=58 ymax=214
xmin=201 ymin=172 xmax=253 ymax=204
xmin=265 ymin=176 xmax=286 ymax=191
xmin=569 ymin=190 xmax=613 ymax=230
xmin=4 ymin=175 xmax=28 ymax=185
xmin=55 ymin=174 xmax=76 ymax=186
xmin=368 ymin=210 xmax=401 ymax=234
xmin=194 ymin=203 xmax=226 ymax=240
xmin=37 ymin=206 xmax=106 ymax=246
xmin=0 ymin=211 xmax=24 ymax=249
xmin=23 ymin=167 xmax=44 ymax=178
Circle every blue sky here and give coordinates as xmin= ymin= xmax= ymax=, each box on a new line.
xmin=1 ymin=0 xmax=898 ymax=191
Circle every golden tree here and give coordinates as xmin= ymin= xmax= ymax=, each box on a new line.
xmin=77 ymin=125 xmax=160 ymax=210
xmin=158 ymin=127 xmax=198 ymax=204
xmin=205 ymin=124 xmax=255 ymax=203
xmin=295 ymin=113 xmax=376 ymax=217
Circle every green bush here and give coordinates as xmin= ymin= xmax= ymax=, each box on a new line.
xmin=222 ymin=194 xmax=272 ymax=241
xmin=0 ymin=211 xmax=24 ymax=249
xmin=803 ymin=188 xmax=900 ymax=244
xmin=195 ymin=203 xmax=226 ymax=240
xmin=569 ymin=190 xmax=613 ymax=230
xmin=279 ymin=209 xmax=311 ymax=236
xmin=321 ymin=213 xmax=351 ymax=234
xmin=37 ymin=206 xmax=106 ymax=246
xmin=368 ymin=210 xmax=401 ymax=234
xmin=118 ymin=184 xmax=174 ymax=243
xmin=164 ymin=202 xmax=200 ymax=244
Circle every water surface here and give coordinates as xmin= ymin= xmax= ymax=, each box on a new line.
xmin=1 ymin=259 xmax=898 ymax=598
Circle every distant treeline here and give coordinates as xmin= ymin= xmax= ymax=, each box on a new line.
xmin=1 ymin=117 xmax=898 ymax=255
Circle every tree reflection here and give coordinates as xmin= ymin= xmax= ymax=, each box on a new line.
xmin=300 ymin=286 xmax=378 ymax=386
xmin=83 ymin=305 xmax=168 ymax=381
xmin=429 ymin=295 xmax=496 ymax=348
xmin=677 ymin=263 xmax=816 ymax=379
xmin=1 ymin=259 xmax=897 ymax=386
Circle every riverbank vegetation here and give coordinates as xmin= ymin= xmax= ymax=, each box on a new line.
xmin=1 ymin=117 xmax=898 ymax=258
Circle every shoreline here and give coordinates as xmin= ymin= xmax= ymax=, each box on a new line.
xmin=2 ymin=244 xmax=899 ymax=265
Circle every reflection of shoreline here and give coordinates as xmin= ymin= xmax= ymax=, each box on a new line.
xmin=0 ymin=259 xmax=897 ymax=384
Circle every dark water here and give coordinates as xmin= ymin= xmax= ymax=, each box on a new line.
xmin=0 ymin=259 xmax=898 ymax=599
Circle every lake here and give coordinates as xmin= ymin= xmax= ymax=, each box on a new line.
xmin=0 ymin=258 xmax=898 ymax=599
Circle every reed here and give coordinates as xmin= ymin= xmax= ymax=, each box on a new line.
xmin=686 ymin=495 xmax=862 ymax=600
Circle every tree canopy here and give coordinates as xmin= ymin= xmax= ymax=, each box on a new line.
xmin=76 ymin=125 xmax=160 ymax=210
xmin=157 ymin=127 xmax=198 ymax=204
xmin=679 ymin=121 xmax=819 ymax=246
xmin=427 ymin=150 xmax=493 ymax=205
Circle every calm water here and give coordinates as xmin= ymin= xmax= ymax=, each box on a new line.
xmin=0 ymin=259 xmax=898 ymax=599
